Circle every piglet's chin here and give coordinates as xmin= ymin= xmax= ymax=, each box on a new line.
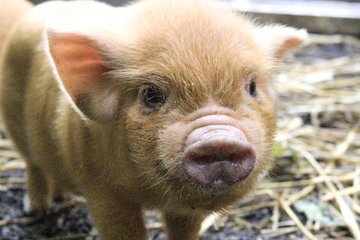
xmin=183 ymin=123 xmax=256 ymax=191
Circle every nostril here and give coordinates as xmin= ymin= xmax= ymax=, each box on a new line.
xmin=184 ymin=137 xmax=256 ymax=165
xmin=228 ymin=153 xmax=239 ymax=162
xmin=189 ymin=151 xmax=249 ymax=165
xmin=183 ymin=137 xmax=256 ymax=189
xmin=190 ymin=155 xmax=213 ymax=165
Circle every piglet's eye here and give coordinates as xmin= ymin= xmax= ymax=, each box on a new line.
xmin=246 ymin=74 xmax=257 ymax=98
xmin=249 ymin=81 xmax=256 ymax=97
xmin=141 ymin=85 xmax=166 ymax=109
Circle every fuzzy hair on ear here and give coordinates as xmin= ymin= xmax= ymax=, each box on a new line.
xmin=254 ymin=25 xmax=308 ymax=59
xmin=44 ymin=28 xmax=119 ymax=122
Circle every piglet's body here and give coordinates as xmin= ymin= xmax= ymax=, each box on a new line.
xmin=0 ymin=0 xmax=306 ymax=239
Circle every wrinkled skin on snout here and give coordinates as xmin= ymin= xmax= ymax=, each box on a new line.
xmin=170 ymin=111 xmax=257 ymax=189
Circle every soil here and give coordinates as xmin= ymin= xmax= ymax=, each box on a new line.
xmin=0 ymin=170 xmax=274 ymax=240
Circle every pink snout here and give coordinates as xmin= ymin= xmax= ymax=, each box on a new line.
xmin=183 ymin=119 xmax=256 ymax=189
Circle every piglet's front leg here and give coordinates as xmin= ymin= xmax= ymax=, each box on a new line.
xmin=86 ymin=190 xmax=146 ymax=240
xmin=164 ymin=211 xmax=205 ymax=240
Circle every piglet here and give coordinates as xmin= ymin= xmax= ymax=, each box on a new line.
xmin=0 ymin=0 xmax=306 ymax=239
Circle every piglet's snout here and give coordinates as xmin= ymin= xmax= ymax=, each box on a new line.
xmin=183 ymin=116 xmax=256 ymax=189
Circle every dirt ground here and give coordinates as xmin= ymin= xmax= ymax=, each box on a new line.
xmin=0 ymin=34 xmax=359 ymax=239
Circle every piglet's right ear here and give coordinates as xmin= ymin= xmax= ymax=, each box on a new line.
xmin=254 ymin=25 xmax=308 ymax=59
xmin=45 ymin=30 xmax=119 ymax=122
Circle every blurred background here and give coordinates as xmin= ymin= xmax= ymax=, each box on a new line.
xmin=29 ymin=0 xmax=360 ymax=36
xmin=31 ymin=0 xmax=131 ymax=5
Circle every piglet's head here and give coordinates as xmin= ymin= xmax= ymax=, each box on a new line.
xmin=45 ymin=0 xmax=306 ymax=210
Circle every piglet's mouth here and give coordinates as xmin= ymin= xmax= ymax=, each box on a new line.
xmin=183 ymin=124 xmax=256 ymax=190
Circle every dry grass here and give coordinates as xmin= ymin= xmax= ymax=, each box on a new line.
xmin=0 ymin=34 xmax=359 ymax=239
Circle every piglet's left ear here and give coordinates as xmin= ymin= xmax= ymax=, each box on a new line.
xmin=46 ymin=30 xmax=119 ymax=122
xmin=255 ymin=25 xmax=308 ymax=59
